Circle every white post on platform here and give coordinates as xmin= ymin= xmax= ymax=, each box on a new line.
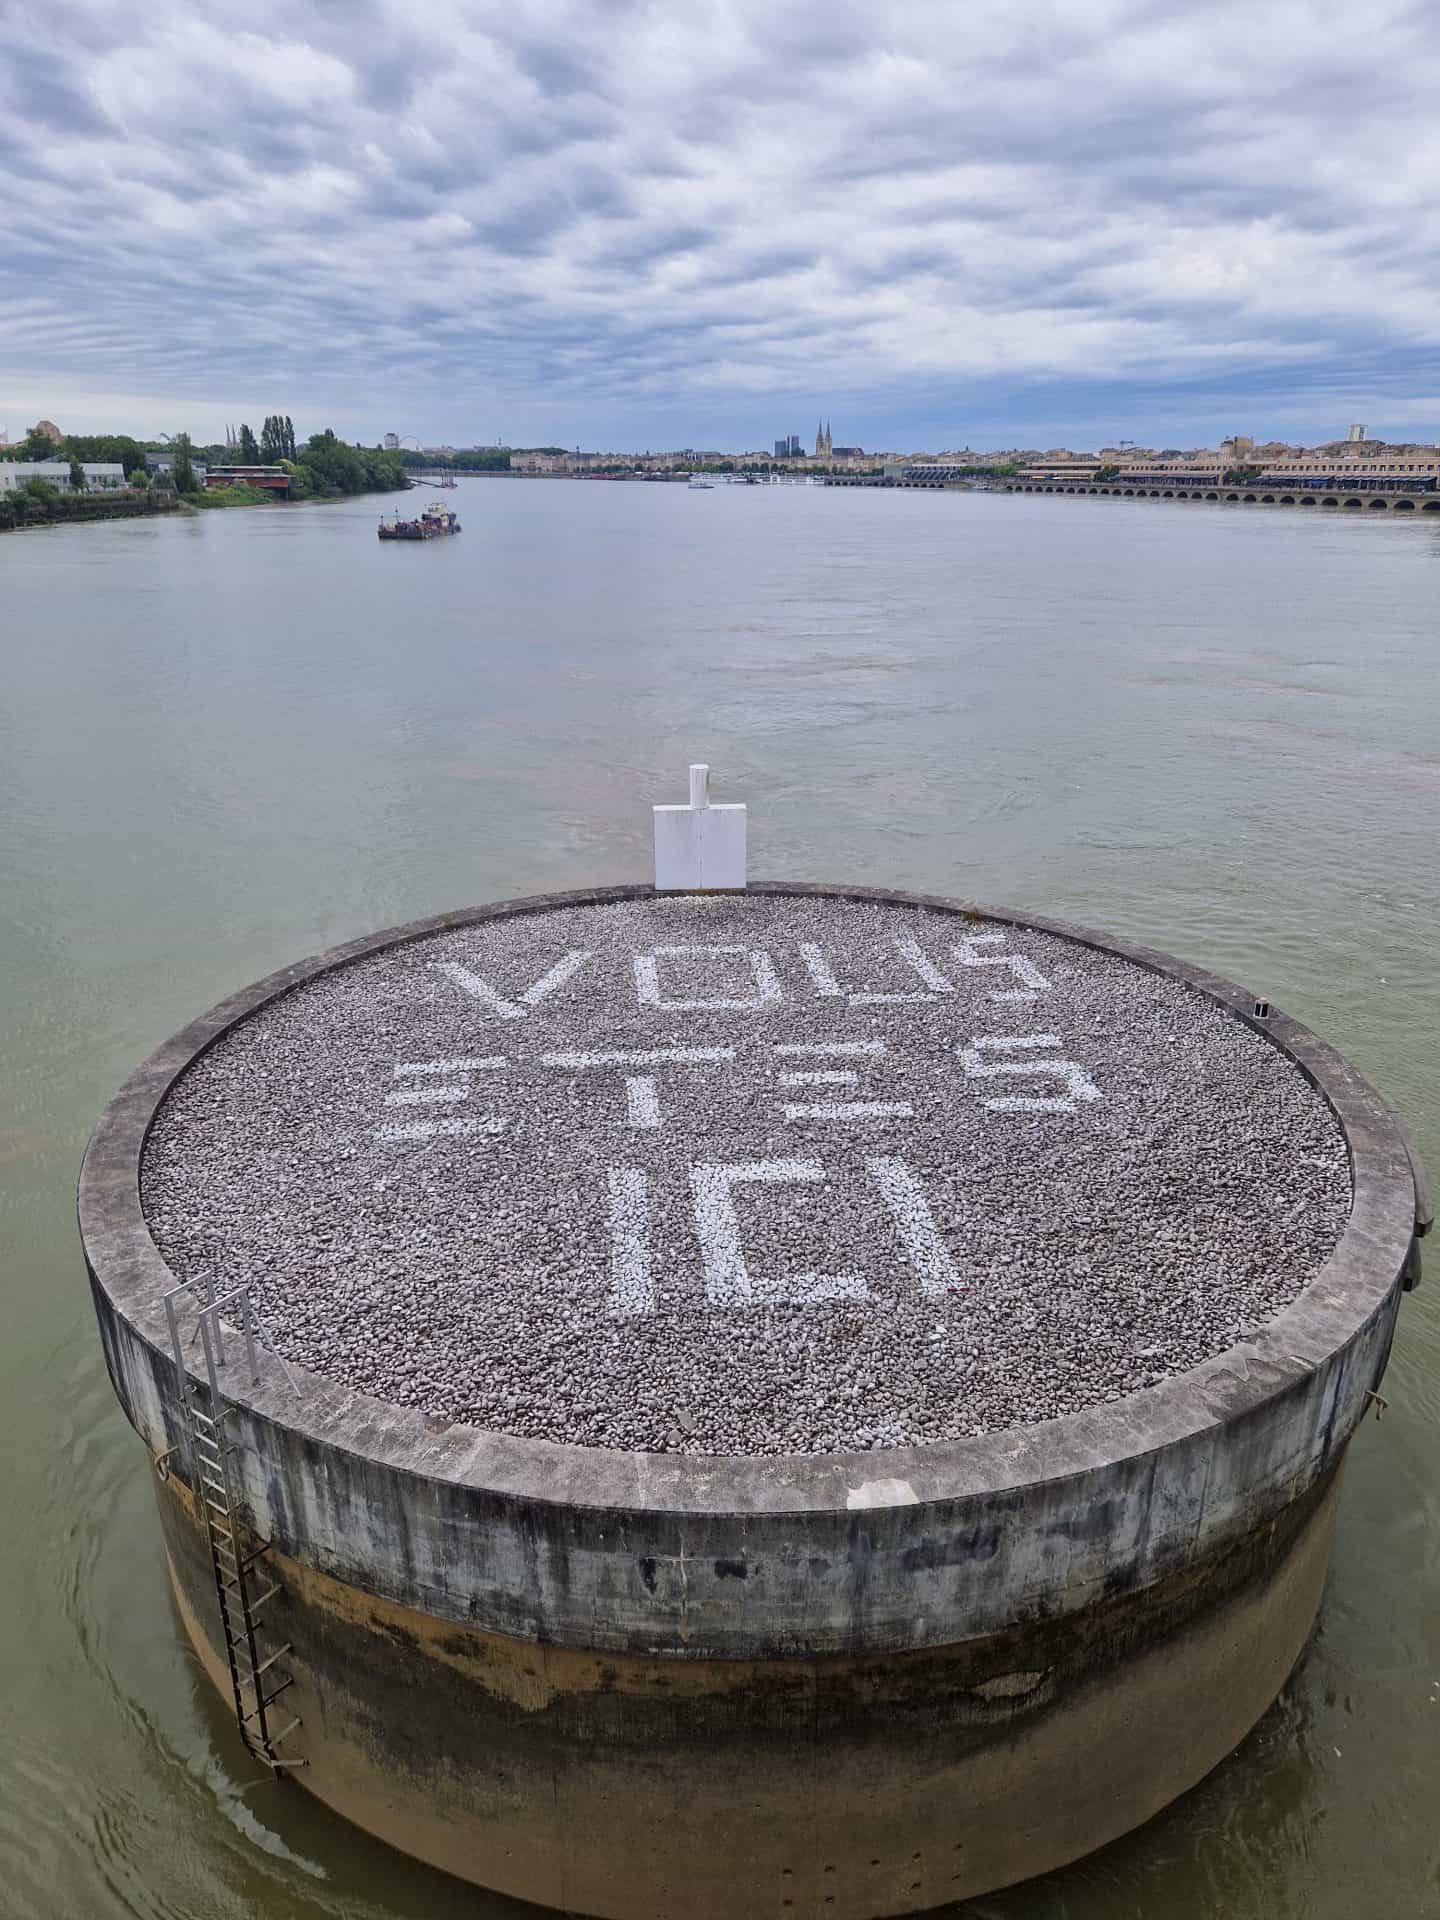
xmin=653 ymin=762 xmax=747 ymax=891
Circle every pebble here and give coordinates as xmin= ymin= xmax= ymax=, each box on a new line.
xmin=141 ymin=894 xmax=1352 ymax=1457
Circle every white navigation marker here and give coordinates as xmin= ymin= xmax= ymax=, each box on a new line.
xmin=606 ymin=1167 xmax=654 ymax=1315
xmin=653 ymin=762 xmax=747 ymax=891
xmin=690 ymin=1160 xmax=865 ymax=1306
xmin=866 ymin=1157 xmax=963 ymax=1296
xmin=958 ymin=1034 xmax=1102 ymax=1111
xmin=430 ymin=949 xmax=589 ymax=1020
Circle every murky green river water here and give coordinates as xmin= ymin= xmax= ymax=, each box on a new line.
xmin=1 ymin=482 xmax=1436 ymax=1917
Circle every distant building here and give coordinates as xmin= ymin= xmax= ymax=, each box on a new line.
xmin=31 ymin=419 xmax=63 ymax=446
xmin=202 ymin=465 xmax=292 ymax=493
xmin=1257 ymin=447 xmax=1440 ymax=488
xmin=831 ymin=445 xmax=865 ymax=460
xmin=814 ymin=421 xmax=833 ymax=458
xmin=1013 ymin=456 xmax=1103 ymax=482
xmin=383 ymin=433 xmax=400 ymax=450
xmin=1347 ymin=423 xmax=1367 ymax=443
xmin=773 ymin=435 xmax=804 ymax=459
xmin=146 ymin=450 xmax=208 ymax=481
xmin=0 ymin=460 xmax=127 ymax=493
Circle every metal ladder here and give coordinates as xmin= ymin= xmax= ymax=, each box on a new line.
xmin=164 ymin=1283 xmax=306 ymax=1773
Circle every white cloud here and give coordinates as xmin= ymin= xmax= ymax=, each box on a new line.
xmin=2 ymin=0 xmax=1440 ymax=444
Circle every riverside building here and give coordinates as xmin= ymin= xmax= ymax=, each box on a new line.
xmin=0 ymin=460 xmax=128 ymax=492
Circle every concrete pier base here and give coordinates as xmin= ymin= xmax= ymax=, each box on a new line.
xmin=157 ymin=1463 xmax=1341 ymax=1916
xmin=82 ymin=886 xmax=1423 ymax=1917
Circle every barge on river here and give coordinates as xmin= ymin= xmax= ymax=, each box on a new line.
xmin=377 ymin=501 xmax=461 ymax=540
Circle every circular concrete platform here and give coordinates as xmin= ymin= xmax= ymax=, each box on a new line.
xmin=140 ymin=889 xmax=1349 ymax=1456
xmin=81 ymin=885 xmax=1423 ymax=1917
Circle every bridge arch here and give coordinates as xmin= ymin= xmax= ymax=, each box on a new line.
xmin=1343 ymin=497 xmax=1364 ymax=510
xmin=1321 ymin=496 xmax=1339 ymax=508
xmin=1393 ymin=498 xmax=1416 ymax=510
xmin=1367 ymin=497 xmax=1389 ymax=510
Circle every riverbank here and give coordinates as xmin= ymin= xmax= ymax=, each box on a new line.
xmin=0 ymin=478 xmax=410 ymax=533
xmin=0 ymin=490 xmax=184 ymax=533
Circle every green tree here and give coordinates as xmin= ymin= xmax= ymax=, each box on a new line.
xmin=23 ymin=425 xmax=57 ymax=460
xmin=172 ymin=433 xmax=196 ymax=493
xmin=284 ymin=415 xmax=296 ymax=459
xmin=237 ymin=423 xmax=260 ymax=464
xmin=68 ymin=458 xmax=88 ymax=492
xmin=260 ymin=415 xmax=284 ymax=463
xmin=22 ymin=476 xmax=60 ymax=505
xmin=299 ymin=427 xmax=367 ymax=494
xmin=62 ymin=434 xmax=148 ymax=478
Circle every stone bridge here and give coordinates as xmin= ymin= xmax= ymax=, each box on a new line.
xmin=1003 ymin=480 xmax=1440 ymax=513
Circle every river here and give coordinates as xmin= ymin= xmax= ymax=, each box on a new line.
xmin=2 ymin=481 xmax=1436 ymax=1918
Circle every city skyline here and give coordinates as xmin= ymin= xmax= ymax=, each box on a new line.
xmin=5 ymin=3 xmax=1440 ymax=448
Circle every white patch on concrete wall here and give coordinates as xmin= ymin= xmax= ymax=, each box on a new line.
xmin=606 ymin=1167 xmax=654 ymax=1315
xmin=634 ymin=946 xmax=783 ymax=1012
xmin=845 ymin=1477 xmax=920 ymax=1509
xmin=778 ymin=1070 xmax=859 ymax=1087
xmin=952 ymin=934 xmax=1051 ymax=1004
xmin=690 ymin=1159 xmax=863 ymax=1306
xmin=958 ymin=1034 xmax=1102 ymax=1111
xmin=865 ymin=1156 xmax=963 ymax=1296
xmin=431 ymin=950 xmax=589 ymax=1019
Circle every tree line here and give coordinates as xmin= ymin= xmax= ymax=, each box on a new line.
xmin=2 ymin=417 xmax=409 ymax=511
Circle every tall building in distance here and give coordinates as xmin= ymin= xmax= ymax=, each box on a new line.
xmin=815 ymin=420 xmax=833 ymax=458
xmin=383 ymin=432 xmax=400 ymax=449
xmin=774 ymin=434 xmax=804 ymax=458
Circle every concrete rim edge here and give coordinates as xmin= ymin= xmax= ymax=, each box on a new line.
xmin=78 ymin=880 xmax=1420 ymax=1518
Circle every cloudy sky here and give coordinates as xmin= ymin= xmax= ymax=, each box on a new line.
xmin=4 ymin=0 xmax=1440 ymax=450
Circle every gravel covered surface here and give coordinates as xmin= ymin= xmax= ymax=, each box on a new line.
xmin=141 ymin=894 xmax=1351 ymax=1457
